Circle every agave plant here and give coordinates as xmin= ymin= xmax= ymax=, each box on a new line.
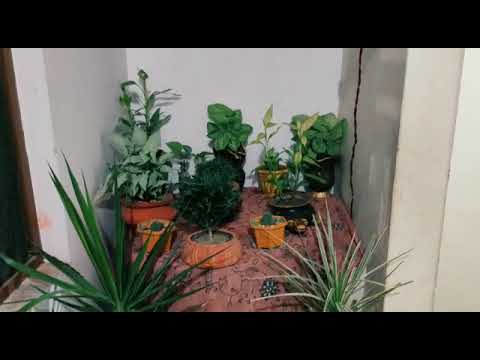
xmin=0 ymin=158 xmax=213 ymax=312
xmin=252 ymin=203 xmax=412 ymax=312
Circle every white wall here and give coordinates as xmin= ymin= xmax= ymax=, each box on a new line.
xmin=11 ymin=48 xmax=71 ymax=263
xmin=126 ymin=48 xmax=342 ymax=185
xmin=42 ymin=48 xmax=127 ymax=279
xmin=434 ymin=48 xmax=480 ymax=311
xmin=337 ymin=48 xmax=407 ymax=310
xmin=384 ymin=48 xmax=464 ymax=311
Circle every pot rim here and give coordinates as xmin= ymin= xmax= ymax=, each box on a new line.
xmin=121 ymin=193 xmax=174 ymax=209
xmin=257 ymin=165 xmax=288 ymax=175
xmin=250 ymin=216 xmax=287 ymax=229
xmin=187 ymin=229 xmax=238 ymax=247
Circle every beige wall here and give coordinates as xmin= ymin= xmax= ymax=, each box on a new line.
xmin=384 ymin=48 xmax=464 ymax=311
xmin=434 ymin=48 xmax=480 ymax=311
xmin=337 ymin=48 xmax=407 ymax=310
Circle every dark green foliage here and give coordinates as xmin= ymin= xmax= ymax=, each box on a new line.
xmin=260 ymin=212 xmax=277 ymax=226
xmin=150 ymin=221 xmax=165 ymax=232
xmin=175 ymin=158 xmax=241 ymax=233
xmin=0 ymin=158 xmax=208 ymax=312
xmin=304 ymin=113 xmax=347 ymax=158
xmin=206 ymin=103 xmax=253 ymax=154
xmin=263 ymin=148 xmax=282 ymax=172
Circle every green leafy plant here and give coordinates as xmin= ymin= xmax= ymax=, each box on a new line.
xmin=259 ymin=212 xmax=281 ymax=226
xmin=250 ymin=105 xmax=283 ymax=172
xmin=166 ymin=141 xmax=193 ymax=182
xmin=174 ymin=158 xmax=241 ymax=243
xmin=304 ymin=113 xmax=347 ymax=159
xmin=206 ymin=103 xmax=253 ymax=158
xmin=0 ymin=159 xmax=210 ymax=312
xmin=253 ymin=206 xmax=412 ymax=312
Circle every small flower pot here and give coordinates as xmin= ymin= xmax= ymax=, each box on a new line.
xmin=136 ymin=219 xmax=173 ymax=253
xmin=182 ymin=229 xmax=241 ymax=269
xmin=121 ymin=194 xmax=177 ymax=225
xmin=250 ymin=216 xmax=287 ymax=249
xmin=257 ymin=166 xmax=288 ymax=197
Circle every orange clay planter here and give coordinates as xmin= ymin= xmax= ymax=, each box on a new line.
xmin=136 ymin=219 xmax=174 ymax=253
xmin=121 ymin=194 xmax=176 ymax=225
xmin=182 ymin=229 xmax=241 ymax=269
xmin=257 ymin=166 xmax=288 ymax=197
xmin=250 ymin=216 xmax=287 ymax=249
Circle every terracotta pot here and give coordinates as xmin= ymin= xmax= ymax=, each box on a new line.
xmin=257 ymin=166 xmax=288 ymax=197
xmin=182 ymin=229 xmax=241 ymax=269
xmin=250 ymin=216 xmax=287 ymax=249
xmin=136 ymin=219 xmax=173 ymax=253
xmin=121 ymin=194 xmax=176 ymax=225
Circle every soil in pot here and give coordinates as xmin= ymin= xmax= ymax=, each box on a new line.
xmin=182 ymin=229 xmax=242 ymax=269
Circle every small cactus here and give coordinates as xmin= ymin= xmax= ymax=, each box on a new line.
xmin=260 ymin=212 xmax=276 ymax=226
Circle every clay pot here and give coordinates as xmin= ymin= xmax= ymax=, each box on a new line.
xmin=250 ymin=216 xmax=287 ymax=249
xmin=121 ymin=194 xmax=176 ymax=225
xmin=257 ymin=166 xmax=288 ymax=197
xmin=181 ymin=229 xmax=241 ymax=269
xmin=136 ymin=219 xmax=173 ymax=253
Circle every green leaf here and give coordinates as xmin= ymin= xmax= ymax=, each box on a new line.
xmin=208 ymin=103 xmax=233 ymax=123
xmin=143 ymin=130 xmax=162 ymax=156
xmin=262 ymin=105 xmax=273 ymax=127
xmin=109 ymin=133 xmax=128 ymax=158
xmin=132 ymin=127 xmax=148 ymax=147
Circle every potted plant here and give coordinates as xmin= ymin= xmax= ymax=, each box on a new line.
xmin=302 ymin=113 xmax=347 ymax=195
xmin=136 ymin=219 xmax=173 ymax=253
xmin=268 ymin=113 xmax=318 ymax=224
xmin=95 ymin=69 xmax=182 ymax=224
xmin=249 ymin=105 xmax=287 ymax=197
xmin=252 ymin=208 xmax=412 ymax=312
xmin=206 ymin=103 xmax=253 ymax=191
xmin=250 ymin=212 xmax=287 ymax=249
xmin=0 ymin=159 xmax=211 ymax=312
xmin=175 ymin=158 xmax=242 ymax=269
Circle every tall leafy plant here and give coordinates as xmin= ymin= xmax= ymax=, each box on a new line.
xmin=253 ymin=205 xmax=412 ymax=312
xmin=250 ymin=105 xmax=283 ymax=172
xmin=0 ymin=159 xmax=209 ymax=312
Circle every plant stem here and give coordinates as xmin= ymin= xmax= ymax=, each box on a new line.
xmin=208 ymin=228 xmax=213 ymax=243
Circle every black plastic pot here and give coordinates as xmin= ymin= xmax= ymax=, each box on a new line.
xmin=213 ymin=147 xmax=246 ymax=191
xmin=303 ymin=155 xmax=336 ymax=193
xmin=268 ymin=191 xmax=315 ymax=225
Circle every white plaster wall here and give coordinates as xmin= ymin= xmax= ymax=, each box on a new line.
xmin=384 ymin=48 xmax=464 ymax=312
xmin=125 ymin=48 xmax=342 ymax=185
xmin=337 ymin=48 xmax=407 ymax=310
xmin=11 ymin=48 xmax=71 ymax=263
xmin=42 ymin=48 xmax=127 ymax=279
xmin=434 ymin=48 xmax=480 ymax=311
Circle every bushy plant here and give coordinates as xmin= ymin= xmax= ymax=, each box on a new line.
xmin=250 ymin=105 xmax=283 ymax=172
xmin=174 ymin=158 xmax=241 ymax=242
xmin=253 ymin=206 xmax=412 ymax=312
xmin=0 ymin=159 xmax=208 ymax=312
xmin=206 ymin=103 xmax=253 ymax=158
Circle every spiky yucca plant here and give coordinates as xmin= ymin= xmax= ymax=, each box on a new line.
xmin=252 ymin=204 xmax=412 ymax=312
xmin=0 ymin=158 xmax=212 ymax=312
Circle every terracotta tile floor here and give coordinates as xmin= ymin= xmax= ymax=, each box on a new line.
xmin=0 ymin=263 xmax=61 ymax=312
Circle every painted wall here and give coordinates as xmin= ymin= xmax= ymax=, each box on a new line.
xmin=384 ymin=48 xmax=464 ymax=312
xmin=434 ymin=48 xmax=480 ymax=311
xmin=42 ymin=48 xmax=127 ymax=279
xmin=337 ymin=48 xmax=407 ymax=310
xmin=11 ymin=48 xmax=71 ymax=263
xmin=125 ymin=48 xmax=342 ymax=185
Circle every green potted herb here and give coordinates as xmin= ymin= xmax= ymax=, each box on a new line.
xmin=249 ymin=105 xmax=287 ymax=197
xmin=95 ymin=69 xmax=182 ymax=224
xmin=206 ymin=103 xmax=253 ymax=191
xmin=0 ymin=159 xmax=210 ymax=312
xmin=302 ymin=113 xmax=347 ymax=194
xmin=268 ymin=113 xmax=318 ymax=224
xmin=175 ymin=158 xmax=242 ymax=269
xmin=250 ymin=211 xmax=287 ymax=249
